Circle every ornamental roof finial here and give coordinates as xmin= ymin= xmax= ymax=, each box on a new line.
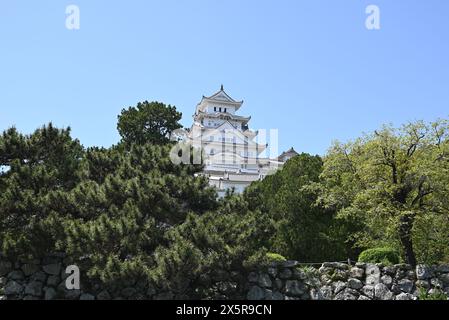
xmin=221 ymin=84 xmax=224 ymax=91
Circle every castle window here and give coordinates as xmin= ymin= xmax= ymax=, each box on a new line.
xmin=214 ymin=107 xmax=216 ymax=112
xmin=210 ymin=149 xmax=215 ymax=155
xmin=224 ymin=108 xmax=227 ymax=113
xmin=219 ymin=107 xmax=222 ymax=112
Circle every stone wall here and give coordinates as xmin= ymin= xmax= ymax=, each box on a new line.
xmin=1 ymin=253 xmax=449 ymax=300
xmin=245 ymin=261 xmax=449 ymax=300
xmin=0 ymin=253 xmax=246 ymax=300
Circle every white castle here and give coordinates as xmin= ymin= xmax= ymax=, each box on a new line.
xmin=186 ymin=86 xmax=298 ymax=197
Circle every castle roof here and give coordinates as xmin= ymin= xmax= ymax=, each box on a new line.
xmin=278 ymin=147 xmax=299 ymax=162
xmin=195 ymin=111 xmax=251 ymax=124
xmin=197 ymin=85 xmax=244 ymax=111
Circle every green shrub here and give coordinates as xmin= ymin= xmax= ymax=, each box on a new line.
xmin=418 ymin=287 xmax=448 ymax=300
xmin=358 ymin=247 xmax=400 ymax=265
xmin=265 ymin=252 xmax=287 ymax=262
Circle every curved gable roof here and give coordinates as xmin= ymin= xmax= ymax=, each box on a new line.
xmin=199 ymin=85 xmax=244 ymax=107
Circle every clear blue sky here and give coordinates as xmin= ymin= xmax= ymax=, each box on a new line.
xmin=1 ymin=0 xmax=448 ymax=155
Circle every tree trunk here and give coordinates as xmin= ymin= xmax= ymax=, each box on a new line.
xmin=399 ymin=214 xmax=417 ymax=266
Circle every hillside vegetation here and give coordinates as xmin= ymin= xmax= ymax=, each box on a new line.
xmin=1 ymin=101 xmax=448 ymax=297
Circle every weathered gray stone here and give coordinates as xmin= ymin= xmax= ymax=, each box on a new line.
xmin=285 ymin=280 xmax=307 ymax=297
xmin=247 ymin=286 xmax=265 ymax=300
xmin=396 ymin=264 xmax=413 ymax=271
xmin=44 ymin=287 xmax=57 ymax=300
xmin=272 ymin=291 xmax=284 ymax=300
xmin=121 ymin=287 xmax=137 ymax=298
xmin=375 ymin=283 xmax=394 ymax=300
xmin=258 ymin=273 xmax=272 ymax=288
xmin=154 ymin=292 xmax=174 ymax=300
xmin=439 ymin=273 xmax=449 ymax=285
xmin=0 ymin=261 xmax=12 ymax=276
xmin=4 ymin=281 xmax=23 ymax=295
xmin=365 ymin=264 xmax=381 ymax=286
xmin=283 ymin=261 xmax=299 ymax=268
xmin=333 ymin=281 xmax=346 ymax=295
xmin=97 ymin=290 xmax=111 ymax=300
xmin=21 ymin=264 xmax=39 ymax=277
xmin=80 ymin=293 xmax=95 ymax=300
xmin=57 ymin=279 xmax=68 ymax=293
xmin=24 ymin=281 xmax=43 ymax=297
xmin=43 ymin=263 xmax=61 ymax=276
xmin=396 ymin=292 xmax=414 ymax=300
xmin=320 ymin=286 xmax=333 ymax=300
xmin=335 ymin=288 xmax=358 ymax=300
xmin=349 ymin=267 xmax=364 ymax=279
xmin=301 ymin=292 xmax=310 ymax=300
xmin=398 ymin=279 xmax=414 ymax=293
xmin=267 ymin=267 xmax=277 ymax=278
xmin=279 ymin=268 xmax=292 ymax=279
xmin=42 ymin=256 xmax=62 ymax=265
xmin=248 ymin=272 xmax=258 ymax=283
xmin=293 ymin=268 xmax=307 ymax=280
xmin=348 ymin=278 xmax=363 ymax=290
xmin=435 ymin=265 xmax=449 ymax=273
xmin=47 ymin=275 xmax=60 ymax=287
xmin=60 ymin=268 xmax=69 ymax=281
xmin=8 ymin=270 xmax=24 ymax=280
xmin=64 ymin=289 xmax=81 ymax=300
xmin=310 ymin=288 xmax=323 ymax=300
xmin=395 ymin=269 xmax=407 ymax=280
xmin=4 ymin=257 xmax=448 ymax=301
xmin=322 ymin=262 xmax=349 ymax=270
xmin=383 ymin=266 xmax=397 ymax=276
xmin=31 ymin=271 xmax=47 ymax=283
xmin=381 ymin=275 xmax=393 ymax=287
xmin=146 ymin=285 xmax=156 ymax=297
xmin=304 ymin=276 xmax=320 ymax=288
xmin=416 ymin=265 xmax=432 ymax=280
xmin=273 ymin=279 xmax=283 ymax=291
xmin=430 ymin=278 xmax=443 ymax=289
xmin=406 ymin=270 xmax=416 ymax=280
xmin=0 ymin=295 xmax=7 ymax=300
xmin=263 ymin=289 xmax=273 ymax=300
xmin=362 ymin=285 xmax=375 ymax=299
xmin=23 ymin=295 xmax=39 ymax=300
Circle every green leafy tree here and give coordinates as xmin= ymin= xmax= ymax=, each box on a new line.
xmin=117 ymin=101 xmax=182 ymax=146
xmin=244 ymin=153 xmax=354 ymax=262
xmin=319 ymin=120 xmax=449 ymax=265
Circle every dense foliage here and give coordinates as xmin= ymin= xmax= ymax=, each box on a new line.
xmin=243 ymin=153 xmax=359 ymax=263
xmin=117 ymin=101 xmax=182 ymax=146
xmin=318 ymin=120 xmax=449 ymax=265
xmin=1 ymin=102 xmax=448 ymax=296
xmin=358 ymin=248 xmax=400 ymax=265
